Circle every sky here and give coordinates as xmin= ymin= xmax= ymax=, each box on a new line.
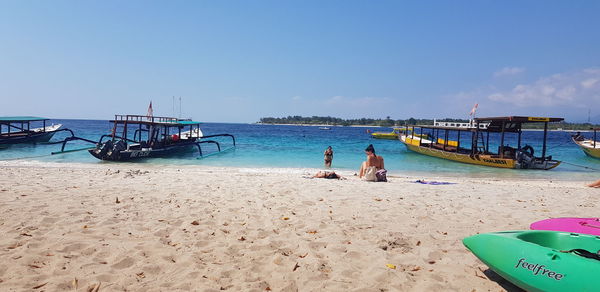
xmin=0 ymin=1 xmax=599 ymax=123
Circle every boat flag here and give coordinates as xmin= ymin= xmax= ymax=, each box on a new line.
xmin=147 ymin=101 xmax=154 ymax=118
xmin=469 ymin=103 xmax=478 ymax=117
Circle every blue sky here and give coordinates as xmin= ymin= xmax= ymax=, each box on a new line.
xmin=1 ymin=1 xmax=599 ymax=123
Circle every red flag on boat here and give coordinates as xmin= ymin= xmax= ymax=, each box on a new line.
xmin=469 ymin=103 xmax=478 ymax=117
xmin=147 ymin=101 xmax=154 ymax=118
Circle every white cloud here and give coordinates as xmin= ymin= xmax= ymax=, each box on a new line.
xmin=494 ymin=66 xmax=526 ymax=77
xmin=291 ymin=96 xmax=302 ymax=101
xmin=581 ymin=78 xmax=598 ymax=89
xmin=440 ymin=68 xmax=600 ymax=120
xmin=486 ymin=68 xmax=600 ymax=107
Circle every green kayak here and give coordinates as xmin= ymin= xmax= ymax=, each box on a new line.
xmin=463 ymin=231 xmax=600 ymax=292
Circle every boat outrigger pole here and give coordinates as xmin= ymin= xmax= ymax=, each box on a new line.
xmin=195 ymin=134 xmax=236 ymax=157
xmin=42 ymin=128 xmax=99 ymax=154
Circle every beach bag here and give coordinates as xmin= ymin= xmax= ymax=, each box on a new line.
xmin=364 ymin=166 xmax=378 ymax=181
xmin=376 ymin=169 xmax=387 ymax=182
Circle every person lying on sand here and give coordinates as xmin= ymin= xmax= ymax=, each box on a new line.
xmin=313 ymin=171 xmax=344 ymax=179
xmin=587 ymin=179 xmax=600 ymax=188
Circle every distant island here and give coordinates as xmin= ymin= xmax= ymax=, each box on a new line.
xmin=258 ymin=115 xmax=599 ymax=130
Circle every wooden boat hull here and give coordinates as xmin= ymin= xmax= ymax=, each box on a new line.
xmin=400 ymin=135 xmax=560 ymax=170
xmin=89 ymin=141 xmax=198 ymax=161
xmin=403 ymin=139 xmax=515 ymax=168
xmin=463 ymin=231 xmax=600 ymax=292
xmin=0 ymin=124 xmax=62 ymax=145
xmin=371 ymin=133 xmax=398 ymax=139
xmin=0 ymin=131 xmax=56 ymax=144
xmin=572 ymin=138 xmax=600 ymax=159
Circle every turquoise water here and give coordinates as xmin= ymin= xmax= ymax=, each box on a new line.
xmin=1 ymin=119 xmax=598 ymax=180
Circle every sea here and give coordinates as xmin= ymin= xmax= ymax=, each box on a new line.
xmin=1 ymin=119 xmax=598 ymax=181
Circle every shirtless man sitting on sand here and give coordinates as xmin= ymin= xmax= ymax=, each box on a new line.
xmin=359 ymin=144 xmax=384 ymax=178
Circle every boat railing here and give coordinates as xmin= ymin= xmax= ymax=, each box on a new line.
xmin=113 ymin=115 xmax=190 ymax=124
xmin=433 ymin=119 xmax=489 ymax=129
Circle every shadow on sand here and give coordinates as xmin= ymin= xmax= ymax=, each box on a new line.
xmin=483 ymin=269 xmax=525 ymax=292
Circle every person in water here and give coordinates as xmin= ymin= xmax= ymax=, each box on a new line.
xmin=324 ymin=146 xmax=334 ymax=167
xmin=587 ymin=179 xmax=600 ymax=188
xmin=359 ymin=144 xmax=386 ymax=181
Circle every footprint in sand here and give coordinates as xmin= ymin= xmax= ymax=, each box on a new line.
xmin=58 ymin=243 xmax=88 ymax=253
xmin=153 ymin=228 xmax=172 ymax=238
xmin=41 ymin=217 xmax=59 ymax=224
xmin=111 ymin=257 xmax=135 ymax=269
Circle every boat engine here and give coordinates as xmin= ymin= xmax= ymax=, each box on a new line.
xmin=108 ymin=140 xmax=126 ymax=160
xmin=516 ymin=145 xmax=535 ymax=169
xmin=96 ymin=140 xmax=113 ymax=157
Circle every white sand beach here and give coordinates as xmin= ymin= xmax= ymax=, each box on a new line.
xmin=0 ymin=163 xmax=597 ymax=291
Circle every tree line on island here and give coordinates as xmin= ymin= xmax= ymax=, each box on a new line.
xmin=258 ymin=115 xmax=598 ymax=130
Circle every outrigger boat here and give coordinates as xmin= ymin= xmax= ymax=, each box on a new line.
xmin=399 ymin=116 xmax=564 ymax=170
xmin=0 ymin=116 xmax=63 ymax=145
xmin=572 ymin=129 xmax=600 ymax=159
xmin=0 ymin=116 xmax=104 ymax=153
xmin=371 ymin=128 xmax=430 ymax=140
xmin=88 ymin=115 xmax=235 ymax=161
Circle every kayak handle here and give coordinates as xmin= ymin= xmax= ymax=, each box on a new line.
xmin=580 ymin=222 xmax=600 ymax=229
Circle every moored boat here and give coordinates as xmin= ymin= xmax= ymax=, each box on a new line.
xmin=371 ymin=128 xmax=430 ymax=140
xmin=463 ymin=231 xmax=600 ymax=292
xmin=88 ymin=115 xmax=235 ymax=161
xmin=0 ymin=116 xmax=62 ymax=145
xmin=571 ymin=129 xmax=600 ymax=159
xmin=399 ymin=116 xmax=563 ymax=170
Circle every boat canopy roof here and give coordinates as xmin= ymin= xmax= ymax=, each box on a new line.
xmin=109 ymin=115 xmax=201 ymax=126
xmin=0 ymin=116 xmax=49 ymax=122
xmin=475 ymin=116 xmax=564 ymax=133
xmin=474 ymin=116 xmax=564 ymax=123
xmin=177 ymin=120 xmax=201 ymax=125
xmin=409 ymin=115 xmax=564 ymax=133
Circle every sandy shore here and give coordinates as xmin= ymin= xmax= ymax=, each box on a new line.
xmin=0 ymin=163 xmax=596 ymax=291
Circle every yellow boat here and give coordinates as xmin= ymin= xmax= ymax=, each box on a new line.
xmin=572 ymin=129 xmax=600 ymax=159
xmin=371 ymin=128 xmax=429 ymax=140
xmin=399 ymin=116 xmax=563 ymax=170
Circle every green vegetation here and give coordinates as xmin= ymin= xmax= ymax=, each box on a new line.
xmin=259 ymin=116 xmax=468 ymax=127
xmin=259 ymin=116 xmax=599 ymax=130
